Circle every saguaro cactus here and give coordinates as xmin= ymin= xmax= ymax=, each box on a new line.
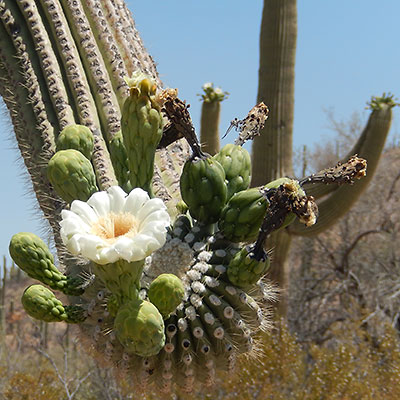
xmin=0 ymin=0 xmax=389 ymax=395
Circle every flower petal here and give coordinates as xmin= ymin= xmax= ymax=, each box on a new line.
xmin=60 ymin=211 xmax=91 ymax=239
xmin=60 ymin=186 xmax=169 ymax=265
xmin=97 ymin=246 xmax=120 ymax=265
xmin=70 ymin=200 xmax=98 ymax=226
xmin=136 ymin=198 xmax=167 ymax=222
xmin=124 ymin=188 xmax=150 ymax=215
xmin=87 ymin=191 xmax=111 ymax=217
xmin=114 ymin=236 xmax=146 ymax=262
xmin=107 ymin=186 xmax=127 ymax=213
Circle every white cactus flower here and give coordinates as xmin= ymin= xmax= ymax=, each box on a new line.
xmin=202 ymin=82 xmax=213 ymax=90
xmin=60 ymin=186 xmax=170 ymax=265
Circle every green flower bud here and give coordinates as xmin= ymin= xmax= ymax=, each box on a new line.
xmin=21 ymin=284 xmax=68 ymax=322
xmin=218 ymin=187 xmax=269 ymax=243
xmin=121 ymin=77 xmax=163 ymax=194
xmin=114 ymin=299 xmax=165 ymax=357
xmin=108 ymin=130 xmax=132 ymax=193
xmin=227 ymin=246 xmax=270 ymax=288
xmin=180 ymin=156 xmax=227 ymax=224
xmin=9 ymin=232 xmax=84 ymax=296
xmin=56 ymin=124 xmax=94 ymax=160
xmin=148 ymin=274 xmax=185 ymax=318
xmin=47 ymin=149 xmax=98 ymax=203
xmin=213 ymin=144 xmax=251 ymax=199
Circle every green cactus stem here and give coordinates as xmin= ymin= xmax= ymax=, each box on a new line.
xmin=9 ymin=232 xmax=84 ymax=296
xmin=21 ymin=285 xmax=85 ymax=324
xmin=47 ymin=149 xmax=99 ymax=204
xmin=92 ymin=259 xmax=145 ymax=306
xmin=251 ymin=0 xmax=296 ymax=186
xmin=199 ymin=83 xmax=228 ymax=155
xmin=108 ymin=130 xmax=132 ymax=193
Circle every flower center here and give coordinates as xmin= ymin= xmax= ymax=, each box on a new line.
xmin=92 ymin=212 xmax=139 ymax=243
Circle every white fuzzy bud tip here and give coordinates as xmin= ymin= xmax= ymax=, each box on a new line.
xmin=214 ymin=327 xmax=225 ymax=339
xmin=224 ymin=306 xmax=234 ymax=319
xmin=204 ymin=312 xmax=215 ymax=325
xmin=215 ymin=265 xmax=227 ymax=274
xmin=209 ymin=294 xmax=222 ymax=306
xmin=178 ymin=318 xmax=188 ymax=331
xmin=226 ymin=285 xmax=237 ymax=296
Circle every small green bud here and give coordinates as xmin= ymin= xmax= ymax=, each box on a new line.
xmin=213 ymin=144 xmax=251 ymax=199
xmin=227 ymin=246 xmax=270 ymax=288
xmin=47 ymin=149 xmax=98 ymax=203
xmin=21 ymin=285 xmax=68 ymax=322
xmin=114 ymin=299 xmax=165 ymax=357
xmin=56 ymin=124 xmax=94 ymax=159
xmin=180 ymin=156 xmax=227 ymax=224
xmin=148 ymin=274 xmax=185 ymax=318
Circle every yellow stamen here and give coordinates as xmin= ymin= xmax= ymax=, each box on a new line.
xmin=92 ymin=213 xmax=139 ymax=243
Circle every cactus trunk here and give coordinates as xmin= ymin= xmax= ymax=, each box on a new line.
xmin=250 ymin=0 xmax=297 ymax=298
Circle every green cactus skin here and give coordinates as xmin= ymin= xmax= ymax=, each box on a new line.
xmin=108 ymin=130 xmax=132 ymax=193
xmin=9 ymin=232 xmax=84 ymax=296
xmin=213 ymin=144 xmax=251 ymax=200
xmin=121 ymin=78 xmax=163 ymax=195
xmin=114 ymin=299 xmax=165 ymax=357
xmin=218 ymin=187 xmax=269 ymax=243
xmin=56 ymin=124 xmax=94 ymax=160
xmin=47 ymin=149 xmax=98 ymax=203
xmin=21 ymin=284 xmax=85 ymax=324
xmin=227 ymin=246 xmax=271 ymax=288
xmin=218 ymin=177 xmax=305 ymax=243
xmin=180 ymin=156 xmax=227 ymax=224
xmin=92 ymin=259 xmax=145 ymax=306
xmin=148 ymin=274 xmax=185 ymax=318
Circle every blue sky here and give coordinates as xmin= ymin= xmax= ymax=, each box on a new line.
xmin=0 ymin=1 xmax=399 ymax=263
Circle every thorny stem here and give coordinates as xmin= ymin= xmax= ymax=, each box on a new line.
xmin=300 ymin=155 xmax=367 ymax=186
xmin=224 ymin=102 xmax=269 ymax=146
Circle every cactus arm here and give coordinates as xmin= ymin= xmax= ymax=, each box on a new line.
xmin=302 ymin=99 xmax=396 ymax=200
xmin=199 ymin=83 xmax=228 ymax=156
xmin=251 ymin=0 xmax=297 ymax=186
xmin=60 ymin=0 xmax=121 ymax=139
xmin=200 ymin=101 xmax=221 ymax=155
xmin=291 ymin=103 xmax=394 ymax=236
